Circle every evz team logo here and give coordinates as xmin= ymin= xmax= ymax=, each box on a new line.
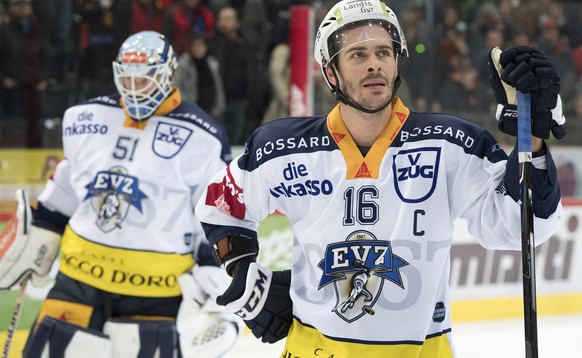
xmin=318 ymin=230 xmax=408 ymax=323
xmin=392 ymin=147 xmax=440 ymax=203
xmin=84 ymin=166 xmax=147 ymax=232
xmin=153 ymin=122 xmax=193 ymax=158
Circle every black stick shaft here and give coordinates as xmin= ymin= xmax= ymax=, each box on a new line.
xmin=517 ymin=92 xmax=538 ymax=358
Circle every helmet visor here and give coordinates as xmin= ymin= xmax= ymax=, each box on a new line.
xmin=327 ymin=19 xmax=405 ymax=65
xmin=112 ymin=62 xmax=171 ymax=120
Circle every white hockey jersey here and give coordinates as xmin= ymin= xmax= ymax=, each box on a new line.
xmin=195 ymin=98 xmax=562 ymax=357
xmin=38 ymin=90 xmax=231 ymax=298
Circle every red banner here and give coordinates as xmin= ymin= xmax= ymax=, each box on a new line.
xmin=289 ymin=5 xmax=313 ymax=116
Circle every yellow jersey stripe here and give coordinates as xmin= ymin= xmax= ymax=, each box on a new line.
xmin=283 ymin=319 xmax=454 ymax=358
xmin=59 ymin=226 xmax=194 ymax=297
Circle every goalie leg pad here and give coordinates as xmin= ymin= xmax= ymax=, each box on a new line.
xmin=178 ymin=308 xmax=242 ymax=358
xmin=23 ymin=316 xmax=111 ymax=358
xmin=103 ymin=318 xmax=176 ymax=358
xmin=177 ymin=272 xmax=243 ymax=358
xmin=191 ymin=265 xmax=232 ymax=300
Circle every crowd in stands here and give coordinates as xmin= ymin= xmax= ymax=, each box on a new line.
xmin=0 ymin=0 xmax=581 ymax=148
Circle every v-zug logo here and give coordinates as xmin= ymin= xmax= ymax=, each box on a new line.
xmin=84 ymin=166 xmax=147 ymax=232
xmin=152 ymin=122 xmax=193 ymax=158
xmin=318 ymin=230 xmax=408 ymax=323
xmin=270 ymin=161 xmax=333 ymax=198
xmin=392 ymin=147 xmax=440 ymax=203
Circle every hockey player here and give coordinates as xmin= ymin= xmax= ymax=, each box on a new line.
xmin=0 ymin=31 xmax=242 ymax=357
xmin=194 ymin=0 xmax=566 ymax=357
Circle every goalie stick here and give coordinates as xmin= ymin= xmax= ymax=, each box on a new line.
xmin=2 ymin=278 xmax=28 ymax=358
xmin=1 ymin=190 xmax=31 ymax=358
xmin=517 ymin=92 xmax=538 ymax=358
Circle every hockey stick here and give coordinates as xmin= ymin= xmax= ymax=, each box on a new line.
xmin=2 ymin=277 xmax=28 ymax=358
xmin=517 ymin=92 xmax=538 ymax=358
xmin=1 ymin=190 xmax=32 ymax=358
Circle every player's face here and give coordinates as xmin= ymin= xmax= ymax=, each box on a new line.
xmin=333 ymin=24 xmax=397 ymax=111
xmin=121 ymin=76 xmax=155 ymax=92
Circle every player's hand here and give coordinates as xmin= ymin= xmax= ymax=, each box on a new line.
xmin=488 ymin=46 xmax=566 ymax=140
xmin=217 ymin=260 xmax=293 ymax=343
xmin=0 ymin=190 xmax=60 ymax=289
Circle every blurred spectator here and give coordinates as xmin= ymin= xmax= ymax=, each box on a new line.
xmin=209 ymin=0 xmax=267 ymax=61
xmin=399 ymin=9 xmax=433 ymax=111
xmin=263 ymin=0 xmax=292 ymax=53
xmin=466 ymin=3 xmax=501 ymax=61
xmin=312 ymin=0 xmax=337 ymax=116
xmin=209 ymin=0 xmax=269 ymax=141
xmin=496 ymin=0 xmax=518 ymax=42
xmin=474 ymin=28 xmax=504 ymax=112
xmin=262 ymin=37 xmax=289 ymax=123
xmin=536 ymin=20 xmax=577 ymax=105
xmin=1 ymin=0 xmax=582 ymax=148
xmin=0 ymin=0 xmax=47 ymax=148
xmin=512 ymin=0 xmax=542 ymax=43
xmin=0 ymin=2 xmax=9 ymax=25
xmin=459 ymin=0 xmax=496 ymax=24
xmin=112 ymin=0 xmax=165 ymax=49
xmin=506 ymin=31 xmax=532 ymax=48
xmin=34 ymin=0 xmax=73 ymax=81
xmin=567 ymin=89 xmax=582 ymax=118
xmin=439 ymin=58 xmax=487 ymax=113
xmin=433 ymin=6 xmax=470 ymax=109
xmin=175 ymin=33 xmax=225 ymax=118
xmin=208 ymin=6 xmax=253 ymax=145
xmin=557 ymin=162 xmax=579 ymax=197
xmin=161 ymin=0 xmax=214 ymax=55
xmin=73 ymin=0 xmax=117 ymax=101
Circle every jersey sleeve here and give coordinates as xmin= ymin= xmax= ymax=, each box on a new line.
xmin=195 ymin=138 xmax=275 ymax=247
xmin=37 ymin=158 xmax=78 ymax=218
xmin=450 ymin=131 xmax=562 ymax=250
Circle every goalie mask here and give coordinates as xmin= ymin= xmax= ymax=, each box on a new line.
xmin=314 ymin=0 xmax=408 ymax=113
xmin=113 ymin=31 xmax=178 ymax=121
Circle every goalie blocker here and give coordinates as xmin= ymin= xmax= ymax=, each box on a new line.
xmin=0 ymin=190 xmax=60 ymax=289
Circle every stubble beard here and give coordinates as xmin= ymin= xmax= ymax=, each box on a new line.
xmin=342 ymin=76 xmax=395 ymax=112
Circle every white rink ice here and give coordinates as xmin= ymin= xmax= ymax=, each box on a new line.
xmin=224 ymin=313 xmax=582 ymax=357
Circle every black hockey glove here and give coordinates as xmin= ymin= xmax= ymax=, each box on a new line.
xmin=216 ymin=259 xmax=293 ymax=343
xmin=488 ymin=46 xmax=566 ymax=139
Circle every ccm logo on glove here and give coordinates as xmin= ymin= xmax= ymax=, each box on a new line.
xmin=233 ymin=268 xmax=270 ymax=319
xmin=34 ymin=245 xmax=49 ymax=267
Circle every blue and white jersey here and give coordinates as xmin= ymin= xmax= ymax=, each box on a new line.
xmin=38 ymin=90 xmax=231 ymax=297
xmin=196 ymin=98 xmax=562 ymax=357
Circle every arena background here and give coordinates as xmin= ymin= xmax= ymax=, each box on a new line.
xmin=2 ymin=1 xmax=582 ymax=356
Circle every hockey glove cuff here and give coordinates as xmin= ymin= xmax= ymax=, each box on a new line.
xmin=217 ymin=260 xmax=293 ymax=343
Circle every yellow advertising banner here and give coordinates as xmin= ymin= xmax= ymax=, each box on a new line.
xmin=0 ymin=149 xmax=64 ymax=184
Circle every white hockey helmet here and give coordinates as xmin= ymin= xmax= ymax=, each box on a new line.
xmin=113 ymin=31 xmax=178 ymax=121
xmin=314 ymin=0 xmax=408 ymax=112
xmin=314 ymin=0 xmax=408 ymax=67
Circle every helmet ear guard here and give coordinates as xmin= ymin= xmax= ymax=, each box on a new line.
xmin=113 ymin=31 xmax=178 ymax=121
